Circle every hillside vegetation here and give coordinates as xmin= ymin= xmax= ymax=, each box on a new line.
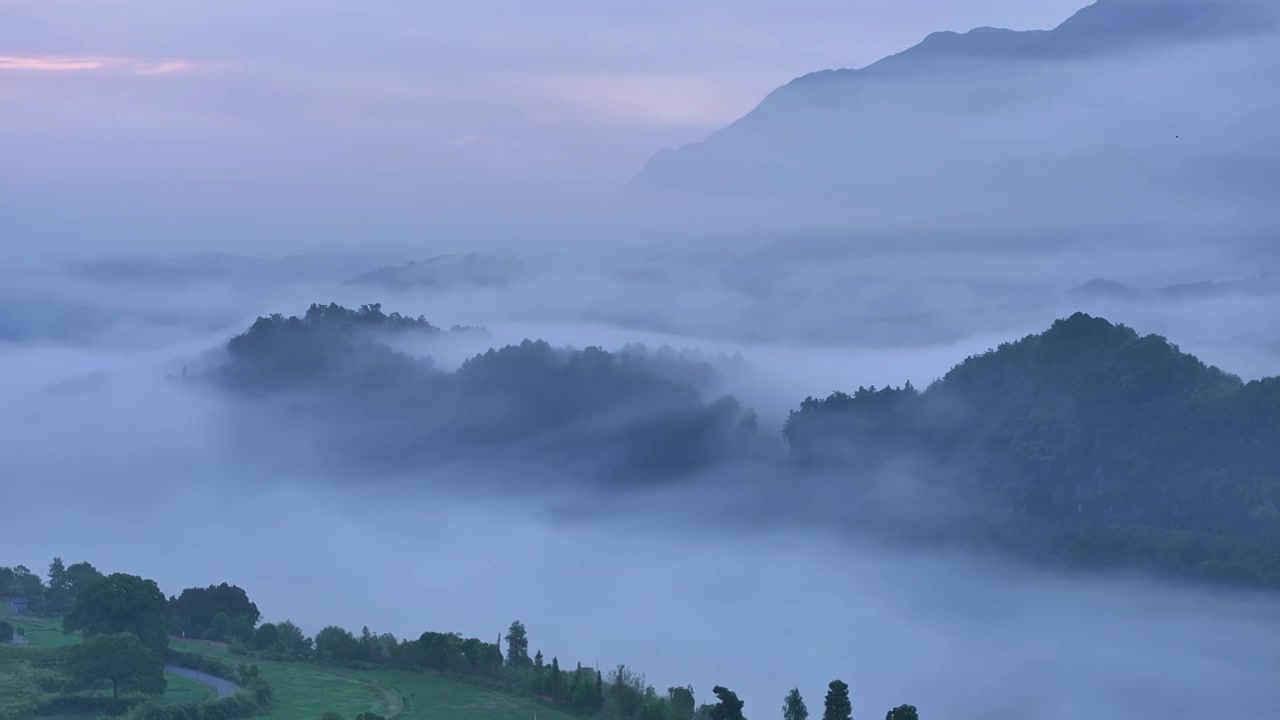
xmin=785 ymin=312 xmax=1280 ymax=586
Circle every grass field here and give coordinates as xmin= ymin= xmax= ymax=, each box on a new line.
xmin=174 ymin=640 xmax=576 ymax=720
xmin=1 ymin=611 xmax=214 ymax=720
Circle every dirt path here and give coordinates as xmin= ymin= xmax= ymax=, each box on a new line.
xmin=165 ymin=664 xmax=240 ymax=699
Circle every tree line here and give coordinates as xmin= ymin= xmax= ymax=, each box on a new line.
xmin=5 ymin=557 xmax=920 ymax=720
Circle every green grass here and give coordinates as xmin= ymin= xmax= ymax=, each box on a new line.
xmin=173 ymin=641 xmax=577 ymax=720
xmin=157 ymin=674 xmax=217 ymax=705
xmin=1 ymin=614 xmax=80 ymax=649
xmin=0 ymin=614 xmax=213 ymax=719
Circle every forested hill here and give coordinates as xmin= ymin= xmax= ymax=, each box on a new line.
xmin=784 ymin=312 xmax=1280 ymax=587
xmin=208 ymin=303 xmax=759 ymax=482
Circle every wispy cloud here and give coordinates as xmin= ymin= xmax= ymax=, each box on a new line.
xmin=0 ymin=56 xmax=107 ymax=72
xmin=0 ymin=55 xmax=210 ymax=75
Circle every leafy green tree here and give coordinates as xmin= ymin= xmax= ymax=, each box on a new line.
xmin=885 ymin=705 xmax=918 ymax=720
xmin=275 ymin=620 xmax=312 ymax=657
xmin=254 ymin=622 xmax=281 ymax=651
xmin=67 ymin=632 xmax=166 ymax=701
xmin=784 ymin=688 xmax=809 ymax=720
xmin=315 ymin=626 xmax=359 ymax=663
xmin=0 ymin=619 xmax=13 ymax=643
xmin=504 ymin=621 xmax=530 ymax=668
xmin=64 ymin=562 xmax=104 ymax=604
xmin=169 ymin=583 xmax=260 ymax=641
xmin=64 ymin=573 xmax=168 ymax=654
xmin=709 ymin=686 xmax=746 ymax=720
xmin=46 ymin=557 xmax=71 ymax=614
xmin=823 ymin=680 xmax=852 ymax=720
xmin=668 ymin=685 xmax=696 ymax=720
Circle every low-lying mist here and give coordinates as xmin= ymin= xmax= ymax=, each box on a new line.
xmin=4 ymin=278 xmax=1280 ymax=718
xmin=5 ymin=377 xmax=1280 ymax=720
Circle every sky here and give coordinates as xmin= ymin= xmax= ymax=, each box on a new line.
xmin=0 ymin=0 xmax=1089 ymax=253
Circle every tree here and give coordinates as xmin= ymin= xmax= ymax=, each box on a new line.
xmin=67 ymin=632 xmax=166 ymax=701
xmin=0 ymin=620 xmax=13 ymax=643
xmin=504 ymin=620 xmax=529 ymax=668
xmin=709 ymin=686 xmax=746 ymax=720
xmin=169 ymin=583 xmax=260 ymax=641
xmin=46 ymin=557 xmax=71 ymax=613
xmin=549 ymin=656 xmax=563 ymax=701
xmin=275 ymin=620 xmax=312 ymax=658
xmin=315 ymin=626 xmax=359 ymax=663
xmin=64 ymin=573 xmax=168 ymax=654
xmin=255 ymin=622 xmax=281 ymax=651
xmin=885 ymin=706 xmax=918 ymax=720
xmin=64 ymin=562 xmax=104 ymax=603
xmin=668 ymin=685 xmax=696 ymax=720
xmin=823 ymin=681 xmax=852 ymax=720
xmin=784 ymin=688 xmax=809 ymax=720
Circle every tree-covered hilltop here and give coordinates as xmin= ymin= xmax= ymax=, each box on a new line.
xmin=219 ymin=302 xmax=475 ymax=390
xmin=784 ymin=312 xmax=1280 ymax=587
xmin=210 ymin=303 xmax=759 ymax=482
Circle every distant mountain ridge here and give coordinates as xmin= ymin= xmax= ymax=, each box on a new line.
xmin=1072 ymin=274 xmax=1280 ymax=301
xmin=345 ymin=254 xmax=530 ymax=292
xmin=633 ymin=0 xmax=1280 ymax=196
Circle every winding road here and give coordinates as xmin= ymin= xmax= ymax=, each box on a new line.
xmin=165 ymin=665 xmax=240 ymax=699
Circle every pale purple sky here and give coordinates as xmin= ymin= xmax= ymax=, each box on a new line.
xmin=0 ymin=0 xmax=1088 ymax=252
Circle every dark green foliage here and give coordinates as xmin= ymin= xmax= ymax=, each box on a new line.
xmin=404 ymin=630 xmax=501 ymax=675
xmin=252 ymin=623 xmax=279 ymax=651
xmin=785 ymin=313 xmax=1280 ymax=587
xmin=668 ymin=686 xmax=696 ymax=720
xmin=822 ymin=681 xmax=851 ymax=720
xmin=315 ymin=626 xmax=360 ymax=664
xmin=271 ymin=620 xmax=313 ymax=659
xmin=67 ymin=632 xmax=166 ymax=701
xmin=784 ymin=687 xmax=809 ymax=720
xmin=548 ymin=656 xmax=563 ymax=701
xmin=64 ymin=573 xmax=169 ymax=654
xmin=504 ymin=621 xmax=530 ymax=668
xmin=709 ymin=686 xmax=745 ymax=720
xmin=169 ymin=583 xmax=261 ymax=642
xmin=221 ymin=302 xmax=442 ymax=390
xmin=0 ymin=620 xmax=12 ymax=643
xmin=214 ymin=304 xmax=757 ymax=483
xmin=0 ymin=564 xmax=46 ymax=616
xmin=886 ymin=705 xmax=919 ymax=720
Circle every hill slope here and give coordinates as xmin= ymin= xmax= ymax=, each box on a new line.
xmin=632 ymin=0 xmax=1280 ymax=201
xmin=784 ymin=312 xmax=1280 ymax=586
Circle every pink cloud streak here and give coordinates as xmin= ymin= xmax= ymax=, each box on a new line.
xmin=0 ymin=56 xmax=207 ymax=75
